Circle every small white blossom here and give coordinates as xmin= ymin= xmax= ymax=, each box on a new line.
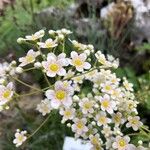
xmin=59 ymin=107 xmax=75 ymax=122
xmin=112 ymin=136 xmax=130 ymax=150
xmin=42 ymin=53 xmax=68 ymax=77
xmin=45 ymin=81 xmax=74 ymax=109
xmin=112 ymin=112 xmax=125 ymax=127
xmin=37 ymin=99 xmax=51 ymax=116
xmin=69 ymin=51 xmax=91 ymax=72
xmin=19 ymin=49 xmax=40 ymax=67
xmin=99 ymin=94 xmax=116 ymax=114
xmin=126 ymin=116 xmax=143 ymax=131
xmin=72 ymin=118 xmax=88 ymax=135
xmin=0 ymin=82 xmax=14 ymax=107
xmin=95 ymin=111 xmax=111 ymax=126
xmin=123 ymin=78 xmax=133 ymax=91
xmin=102 ymin=126 xmax=112 ymax=137
xmin=13 ymin=129 xmax=27 ymax=147
xmin=79 ymin=97 xmax=94 ymax=114
xmin=25 ymin=30 xmax=45 ymax=41
xmin=37 ymin=38 xmax=58 ymax=49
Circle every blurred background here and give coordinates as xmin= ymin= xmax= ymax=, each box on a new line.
xmin=0 ymin=0 xmax=149 ymax=149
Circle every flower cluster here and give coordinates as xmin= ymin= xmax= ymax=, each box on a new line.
xmin=1 ymin=29 xmax=149 ymax=149
xmin=0 ymin=61 xmax=17 ymax=111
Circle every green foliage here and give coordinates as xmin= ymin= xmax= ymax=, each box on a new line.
xmin=0 ymin=0 xmax=74 ymax=57
xmin=135 ymin=43 xmax=150 ymax=52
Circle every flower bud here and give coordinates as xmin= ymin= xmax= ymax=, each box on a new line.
xmin=15 ymin=67 xmax=23 ymax=74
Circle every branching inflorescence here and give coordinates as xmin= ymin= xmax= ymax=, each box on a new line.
xmin=0 ymin=29 xmax=150 ymax=149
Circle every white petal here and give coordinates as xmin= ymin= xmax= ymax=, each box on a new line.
xmin=58 ymin=53 xmax=66 ymax=59
xmin=57 ymin=68 xmax=66 ymax=76
xmin=79 ymin=53 xmax=87 ymax=61
xmin=51 ymin=100 xmax=60 ymax=109
xmin=71 ymin=51 xmax=78 ymax=58
xmin=47 ymin=71 xmax=57 ymax=77
xmin=47 ymin=53 xmax=56 ymax=61
xmin=76 ymin=66 xmax=84 ymax=72
xmin=27 ymin=49 xmax=34 ymax=55
xmin=84 ymin=62 xmax=91 ymax=69
xmin=45 ymin=90 xmax=54 ymax=99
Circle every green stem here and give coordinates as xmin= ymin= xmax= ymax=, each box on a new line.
xmin=62 ymin=40 xmax=65 ymax=53
xmin=15 ymin=87 xmax=49 ymax=98
xmin=27 ymin=113 xmax=51 ymax=140
xmin=141 ymin=126 xmax=150 ymax=133
xmin=11 ymin=76 xmax=41 ymax=92
xmin=23 ymin=67 xmax=36 ymax=72
xmin=36 ymin=45 xmax=51 ymax=87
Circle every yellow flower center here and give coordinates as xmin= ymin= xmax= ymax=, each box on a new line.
xmin=74 ymin=58 xmax=83 ymax=66
xmin=3 ymin=90 xmax=11 ymax=99
xmin=56 ymin=90 xmax=66 ymax=100
xmin=31 ymin=35 xmax=37 ymax=40
xmin=91 ymin=137 xmax=99 ymax=145
xmin=99 ymin=58 xmax=106 ymax=64
xmin=84 ymin=102 xmax=92 ymax=109
xmin=49 ymin=64 xmax=59 ymax=72
xmin=64 ymin=111 xmax=71 ymax=117
xmin=105 ymin=85 xmax=111 ymax=91
xmin=26 ymin=55 xmax=34 ymax=62
xmin=128 ymin=103 xmax=133 ymax=109
xmin=114 ymin=115 xmax=121 ymax=123
xmin=101 ymin=100 xmax=109 ymax=108
xmin=119 ymin=139 xmax=126 ymax=147
xmin=124 ymin=83 xmax=129 ymax=89
xmin=17 ymin=135 xmax=24 ymax=142
xmin=131 ymin=119 xmax=138 ymax=125
xmin=99 ymin=116 xmax=106 ymax=124
xmin=77 ymin=121 xmax=84 ymax=129
xmin=46 ymin=42 xmax=53 ymax=48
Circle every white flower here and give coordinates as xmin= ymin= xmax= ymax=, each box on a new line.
xmin=89 ymin=134 xmax=102 ymax=148
xmin=13 ymin=129 xmax=27 ymax=147
xmin=95 ymin=51 xmax=110 ymax=67
xmin=101 ymin=126 xmax=112 ymax=137
xmin=0 ymin=62 xmax=9 ymax=78
xmin=112 ymin=136 xmax=130 ymax=150
xmin=72 ymin=118 xmax=88 ymax=135
xmin=72 ymin=74 xmax=84 ymax=84
xmin=0 ymin=82 xmax=14 ymax=106
xmin=19 ymin=49 xmax=40 ymax=67
xmin=123 ymin=79 xmax=133 ymax=91
xmin=59 ymin=107 xmax=75 ymax=122
xmin=112 ymin=112 xmax=125 ymax=127
xmin=71 ymin=40 xmax=86 ymax=50
xmin=37 ymin=99 xmax=51 ymax=116
xmin=99 ymin=94 xmax=116 ymax=114
xmin=95 ymin=111 xmax=111 ymax=126
xmin=37 ymin=38 xmax=58 ymax=49
xmin=64 ymin=70 xmax=75 ymax=79
xmin=126 ymin=116 xmax=143 ymax=131
xmin=69 ymin=51 xmax=91 ymax=72
xmin=101 ymin=82 xmax=114 ymax=94
xmin=25 ymin=30 xmax=45 ymax=41
xmin=79 ymin=97 xmax=94 ymax=114
xmin=109 ymin=74 xmax=120 ymax=86
xmin=45 ymin=81 xmax=74 ymax=109
xmin=61 ymin=28 xmax=72 ymax=35
xmin=42 ymin=53 xmax=68 ymax=77
xmin=111 ymin=88 xmax=123 ymax=99
xmin=85 ymin=69 xmax=98 ymax=80
xmin=124 ymin=100 xmax=138 ymax=113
